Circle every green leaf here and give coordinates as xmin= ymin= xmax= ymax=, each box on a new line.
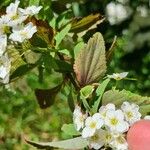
xmin=80 ymin=85 xmax=94 ymax=99
xmin=74 ymin=32 xmax=107 ymax=87
xmin=70 ymin=14 xmax=104 ymax=33
xmin=92 ymin=79 xmax=110 ymax=113
xmin=74 ymin=41 xmax=84 ymax=58
xmin=29 ymin=0 xmax=40 ymax=6
xmin=67 ymin=88 xmax=75 ymax=112
xmin=61 ymin=124 xmax=80 ymax=136
xmin=43 ymin=54 xmax=72 ymax=73
xmin=55 ymin=24 xmax=71 ymax=48
xmin=102 ymin=89 xmax=150 ymax=116
xmin=25 ymin=136 xmax=88 ymax=149
xmin=10 ymin=64 xmax=37 ymax=80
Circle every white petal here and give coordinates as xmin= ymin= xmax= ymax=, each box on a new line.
xmin=144 ymin=115 xmax=150 ymax=120
xmin=82 ymin=127 xmax=95 ymax=138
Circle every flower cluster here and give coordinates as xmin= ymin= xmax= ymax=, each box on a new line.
xmin=73 ymin=101 xmax=144 ymax=150
xmin=0 ymin=0 xmax=42 ymax=84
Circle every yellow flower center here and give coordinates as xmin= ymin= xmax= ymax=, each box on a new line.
xmin=110 ymin=118 xmax=118 ymax=125
xmin=126 ymin=111 xmax=133 ymax=119
xmin=91 ymin=134 xmax=99 ymax=141
xmin=90 ymin=122 xmax=96 ymax=129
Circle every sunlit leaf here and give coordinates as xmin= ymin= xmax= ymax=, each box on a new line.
xmin=55 ymin=23 xmax=71 ymax=48
xmin=74 ymin=32 xmax=107 ymax=87
xmin=26 ymin=136 xmax=88 ymax=149
xmin=92 ymin=79 xmax=110 ymax=113
xmin=70 ymin=14 xmax=104 ymax=33
xmin=80 ymin=85 xmax=94 ymax=99
xmin=61 ymin=123 xmax=80 ymax=136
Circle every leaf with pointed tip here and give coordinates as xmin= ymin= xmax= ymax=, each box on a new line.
xmin=102 ymin=89 xmax=150 ymax=115
xmin=74 ymin=32 xmax=107 ymax=87
xmin=106 ymin=36 xmax=117 ymax=63
xmin=92 ymin=79 xmax=110 ymax=113
xmin=10 ymin=64 xmax=37 ymax=80
xmin=25 ymin=136 xmax=88 ymax=149
xmin=70 ymin=14 xmax=104 ymax=33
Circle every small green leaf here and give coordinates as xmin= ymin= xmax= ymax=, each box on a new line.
xmin=67 ymin=88 xmax=75 ymax=112
xmin=61 ymin=124 xmax=80 ymax=136
xmin=55 ymin=24 xmax=71 ymax=48
xmin=26 ymin=136 xmax=88 ymax=149
xmin=92 ymin=79 xmax=110 ymax=113
xmin=80 ymin=85 xmax=94 ymax=99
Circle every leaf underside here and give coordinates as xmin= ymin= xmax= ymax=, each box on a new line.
xmin=25 ymin=136 xmax=88 ymax=149
xmin=74 ymin=32 xmax=107 ymax=87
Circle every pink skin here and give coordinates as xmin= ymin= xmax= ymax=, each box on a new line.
xmin=127 ymin=120 xmax=150 ymax=150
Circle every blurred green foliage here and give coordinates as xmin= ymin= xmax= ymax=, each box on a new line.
xmin=0 ymin=0 xmax=149 ymax=149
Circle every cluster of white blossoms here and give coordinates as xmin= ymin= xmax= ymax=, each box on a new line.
xmin=0 ymin=0 xmax=42 ymax=84
xmin=73 ymin=101 xmax=143 ymax=150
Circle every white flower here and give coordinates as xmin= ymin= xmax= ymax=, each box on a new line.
xmin=0 ymin=35 xmax=7 ymax=57
xmin=0 ymin=16 xmax=11 ymax=35
xmin=88 ymin=129 xmax=105 ymax=149
xmin=144 ymin=115 xmax=150 ymax=120
xmin=0 ymin=54 xmax=11 ymax=84
xmin=5 ymin=0 xmax=27 ymax=26
xmin=9 ymin=22 xmax=37 ymax=42
xmin=6 ymin=0 xmax=20 ymax=18
xmin=82 ymin=113 xmax=104 ymax=138
xmin=105 ymin=109 xmax=129 ymax=133
xmin=106 ymin=2 xmax=129 ymax=25
xmin=99 ymin=103 xmax=116 ymax=120
xmin=121 ymin=101 xmax=141 ymax=125
xmin=107 ymin=72 xmax=128 ymax=80
xmin=109 ymin=133 xmax=128 ymax=150
xmin=73 ymin=105 xmax=87 ymax=131
xmin=19 ymin=5 xmax=42 ymax=16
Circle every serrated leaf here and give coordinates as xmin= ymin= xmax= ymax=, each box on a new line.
xmin=61 ymin=124 xmax=80 ymax=136
xmin=74 ymin=32 xmax=107 ymax=87
xmin=102 ymin=89 xmax=150 ymax=115
xmin=70 ymin=14 xmax=104 ymax=33
xmin=26 ymin=136 xmax=88 ymax=149
xmin=55 ymin=24 xmax=71 ymax=48
xmin=92 ymin=79 xmax=110 ymax=113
